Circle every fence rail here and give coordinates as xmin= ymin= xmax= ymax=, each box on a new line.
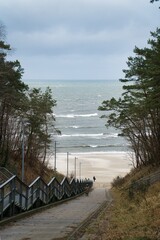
xmin=0 ymin=168 xmax=92 ymax=221
xmin=128 ymin=169 xmax=160 ymax=192
xmin=136 ymin=169 xmax=160 ymax=186
xmin=0 ymin=167 xmax=13 ymax=185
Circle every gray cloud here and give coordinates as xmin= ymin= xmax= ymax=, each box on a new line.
xmin=0 ymin=0 xmax=159 ymax=79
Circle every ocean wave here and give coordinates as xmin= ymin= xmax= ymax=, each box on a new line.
xmin=58 ymin=144 xmax=126 ymax=149
xmin=57 ymin=133 xmax=120 ymax=138
xmin=90 ymin=145 xmax=98 ymax=148
xmin=94 ymin=133 xmax=119 ymax=139
xmin=59 ymin=133 xmax=104 ymax=138
xmin=63 ymin=125 xmax=80 ymax=129
xmin=104 ymin=133 xmax=119 ymax=138
xmin=86 ymin=144 xmax=124 ymax=148
xmin=55 ymin=113 xmax=98 ymax=118
xmin=64 ymin=125 xmax=98 ymax=129
xmin=71 ymin=125 xmax=80 ymax=129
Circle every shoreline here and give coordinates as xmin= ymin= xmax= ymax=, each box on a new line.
xmin=49 ymin=151 xmax=133 ymax=187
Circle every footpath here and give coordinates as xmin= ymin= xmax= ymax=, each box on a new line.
xmin=0 ymin=185 xmax=112 ymax=240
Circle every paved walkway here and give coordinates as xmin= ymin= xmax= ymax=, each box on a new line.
xmin=0 ymin=187 xmax=110 ymax=240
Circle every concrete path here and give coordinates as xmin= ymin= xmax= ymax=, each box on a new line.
xmin=0 ymin=187 xmax=110 ymax=240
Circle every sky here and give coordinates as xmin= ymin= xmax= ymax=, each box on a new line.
xmin=0 ymin=0 xmax=159 ymax=80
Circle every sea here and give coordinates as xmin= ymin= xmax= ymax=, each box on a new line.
xmin=24 ymin=79 xmax=128 ymax=154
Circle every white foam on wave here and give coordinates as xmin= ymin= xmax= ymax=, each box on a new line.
xmin=64 ymin=125 xmax=98 ymax=129
xmin=72 ymin=125 xmax=80 ymax=129
xmin=64 ymin=125 xmax=81 ymax=129
xmin=104 ymin=133 xmax=119 ymax=138
xmin=55 ymin=113 xmax=98 ymax=118
xmin=90 ymin=145 xmax=98 ymax=148
xmin=93 ymin=133 xmax=119 ymax=139
xmin=59 ymin=133 xmax=104 ymax=138
xmin=58 ymin=133 xmax=120 ymax=139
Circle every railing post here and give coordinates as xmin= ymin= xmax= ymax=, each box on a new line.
xmin=37 ymin=179 xmax=40 ymax=199
xmin=11 ymin=177 xmax=16 ymax=216
xmin=63 ymin=181 xmax=66 ymax=197
xmin=25 ymin=185 xmax=28 ymax=210
xmin=46 ymin=184 xmax=49 ymax=204
xmin=31 ymin=185 xmax=33 ymax=206
xmin=20 ymin=180 xmax=23 ymax=211
xmin=0 ymin=187 xmax=4 ymax=220
xmin=9 ymin=180 xmax=12 ymax=216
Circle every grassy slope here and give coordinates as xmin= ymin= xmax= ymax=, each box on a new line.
xmin=7 ymin=157 xmax=64 ymax=185
xmin=84 ymin=166 xmax=160 ymax=240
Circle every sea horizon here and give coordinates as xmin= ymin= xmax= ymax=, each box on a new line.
xmin=24 ymin=79 xmax=128 ymax=154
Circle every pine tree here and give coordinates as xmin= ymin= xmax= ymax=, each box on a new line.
xmin=99 ymin=29 xmax=160 ymax=167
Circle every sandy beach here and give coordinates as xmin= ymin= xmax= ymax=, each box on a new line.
xmin=49 ymin=152 xmax=133 ymax=187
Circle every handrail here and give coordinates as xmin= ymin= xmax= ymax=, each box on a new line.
xmin=0 ymin=168 xmax=14 ymax=186
xmin=0 ymin=167 xmax=13 ymax=178
xmin=127 ymin=169 xmax=160 ymax=192
xmin=0 ymin=175 xmax=16 ymax=188
xmin=29 ymin=176 xmax=41 ymax=187
xmin=0 ymin=168 xmax=93 ymax=221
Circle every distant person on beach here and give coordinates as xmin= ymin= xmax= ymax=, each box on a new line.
xmin=93 ymin=176 xmax=96 ymax=182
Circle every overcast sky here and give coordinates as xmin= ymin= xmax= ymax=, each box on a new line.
xmin=0 ymin=0 xmax=159 ymax=80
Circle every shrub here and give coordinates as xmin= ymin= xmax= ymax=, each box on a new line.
xmin=111 ymin=176 xmax=125 ymax=188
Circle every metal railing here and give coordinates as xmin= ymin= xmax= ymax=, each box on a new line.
xmin=128 ymin=169 xmax=160 ymax=193
xmin=0 ymin=168 xmax=93 ymax=220
xmin=0 ymin=167 xmax=13 ymax=185
xmin=136 ymin=169 xmax=160 ymax=186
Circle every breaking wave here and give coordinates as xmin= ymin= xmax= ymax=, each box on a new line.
xmin=55 ymin=113 xmax=98 ymax=118
xmin=59 ymin=133 xmax=104 ymax=138
xmin=58 ymin=133 xmax=119 ymax=138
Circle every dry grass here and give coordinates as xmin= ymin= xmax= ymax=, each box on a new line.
xmin=7 ymin=157 xmax=64 ymax=185
xmin=104 ymin=183 xmax=160 ymax=240
xmin=84 ymin=167 xmax=160 ymax=240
